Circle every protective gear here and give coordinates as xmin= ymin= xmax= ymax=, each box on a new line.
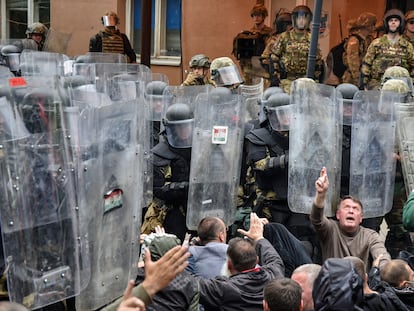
xmin=383 ymin=9 xmax=405 ymax=34
xmin=356 ymin=12 xmax=377 ymax=29
xmin=210 ymin=57 xmax=244 ymax=87
xmin=380 ymin=66 xmax=413 ymax=94
xmin=263 ymin=86 xmax=284 ymax=100
xmin=102 ymin=11 xmax=120 ymax=26
xmin=26 ymin=22 xmax=48 ymax=38
xmin=250 ymin=5 xmax=268 ymax=18
xmin=291 ymin=5 xmax=312 ymax=30
xmin=189 ymin=54 xmax=210 ymax=68
xmin=266 ymin=154 xmax=289 ymax=170
xmin=336 ymin=83 xmax=359 ymax=125
xmin=274 ymin=12 xmax=292 ymax=34
xmin=265 ymin=93 xmax=291 ymax=132
xmin=145 ymin=80 xmax=168 ymax=96
xmin=163 ymin=103 xmax=194 ymax=148
xmin=382 ymin=79 xmax=409 ymax=93
xmin=405 ymin=10 xmax=414 ymax=22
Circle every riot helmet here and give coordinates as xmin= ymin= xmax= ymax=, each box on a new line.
xmin=336 ymin=83 xmax=359 ymax=125
xmin=264 ymin=93 xmax=291 ymax=132
xmin=258 ymin=86 xmax=284 ymax=124
xmin=250 ymin=5 xmax=268 ymax=18
xmin=102 ymin=11 xmax=120 ymax=26
xmin=145 ymin=80 xmax=169 ymax=120
xmin=381 ymin=66 xmax=413 ymax=94
xmin=189 ymin=54 xmax=210 ymax=69
xmin=162 ymin=103 xmax=194 ymax=148
xmin=1 ymin=45 xmax=21 ymax=72
xmin=383 ymin=9 xmax=405 ymax=34
xmin=209 ymin=87 xmax=233 ymax=103
xmin=274 ymin=11 xmax=292 ymax=34
xmin=382 ymin=79 xmax=409 ymax=94
xmin=210 ymin=57 xmax=244 ymax=88
xmin=291 ymin=5 xmax=312 ymax=30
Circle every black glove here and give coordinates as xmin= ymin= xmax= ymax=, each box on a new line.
xmin=266 ymin=153 xmax=288 ymax=170
xmin=163 ymin=181 xmax=189 ymax=192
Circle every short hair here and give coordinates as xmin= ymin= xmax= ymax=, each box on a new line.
xmin=264 ymin=278 xmax=302 ymax=311
xmin=339 ymin=195 xmax=363 ymax=211
xmin=345 ymin=256 xmax=366 ymax=280
xmin=198 ymin=217 xmax=225 ymax=245
xmin=227 ymin=237 xmax=257 ymax=272
xmin=0 ymin=302 xmax=29 ymax=311
xmin=292 ymin=263 xmax=322 ymax=287
xmin=381 ymin=259 xmax=411 ymax=287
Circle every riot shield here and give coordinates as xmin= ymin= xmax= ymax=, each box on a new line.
xmin=288 ymin=81 xmax=342 ymax=217
xmin=19 ymin=50 xmax=68 ymax=76
xmin=349 ymin=91 xmax=397 ymax=218
xmin=43 ymin=28 xmax=72 ymax=55
xmin=395 ymin=103 xmax=414 ymax=196
xmin=0 ymin=77 xmax=80 ymax=309
xmin=238 ymin=77 xmax=264 ymax=101
xmin=75 ymin=52 xmax=127 ymax=64
xmin=66 ymin=64 xmax=147 ymax=310
xmin=186 ymin=91 xmax=245 ymax=230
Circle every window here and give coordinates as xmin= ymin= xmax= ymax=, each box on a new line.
xmin=132 ymin=0 xmax=181 ymax=62
xmin=1 ymin=0 xmax=50 ymax=39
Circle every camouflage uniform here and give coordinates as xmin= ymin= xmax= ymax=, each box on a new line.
xmin=342 ymin=12 xmax=377 ymax=86
xmin=181 ymin=72 xmax=215 ymax=86
xmin=361 ymin=35 xmax=414 ymax=90
xmin=362 ymin=9 xmax=414 ymax=90
xmin=182 ymin=54 xmax=216 ymax=86
xmin=270 ymin=29 xmax=324 ymax=93
xmin=403 ymin=11 xmax=414 ymax=47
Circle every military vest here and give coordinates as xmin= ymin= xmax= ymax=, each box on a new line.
xmin=279 ymin=30 xmax=311 ymax=77
xmin=100 ymin=30 xmax=125 ymax=55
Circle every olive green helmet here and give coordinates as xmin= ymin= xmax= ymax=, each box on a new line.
xmin=26 ymin=22 xmax=48 ymax=38
xmin=356 ymin=12 xmax=377 ymax=29
xmin=189 ymin=54 xmax=210 ymax=68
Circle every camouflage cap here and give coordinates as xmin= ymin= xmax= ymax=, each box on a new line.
xmin=382 ymin=79 xmax=409 ymax=94
xmin=405 ymin=10 xmax=414 ymax=22
xmin=26 ymin=22 xmax=48 ymax=36
xmin=356 ymin=12 xmax=377 ymax=28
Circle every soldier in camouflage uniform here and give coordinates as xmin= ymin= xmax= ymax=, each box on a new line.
xmin=261 ymin=11 xmax=292 ymax=88
xmin=89 ymin=11 xmax=136 ymax=63
xmin=210 ymin=57 xmax=244 ymax=92
xmin=270 ymin=5 xmax=324 ymax=94
xmin=403 ymin=10 xmax=414 ymax=46
xmin=236 ymin=5 xmax=273 ymax=85
xmin=361 ymin=9 xmax=414 ymax=90
xmin=342 ymin=12 xmax=377 ymax=87
xmin=181 ymin=54 xmax=215 ymax=86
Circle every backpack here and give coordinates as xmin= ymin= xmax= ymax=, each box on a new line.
xmin=328 ymin=39 xmax=347 ymax=78
xmin=313 ymin=258 xmax=364 ymax=311
xmin=232 ymin=31 xmax=266 ymax=60
xmin=328 ymin=35 xmax=364 ymax=79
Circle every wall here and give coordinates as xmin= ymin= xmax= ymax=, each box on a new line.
xmin=50 ymin=0 xmax=387 ymax=85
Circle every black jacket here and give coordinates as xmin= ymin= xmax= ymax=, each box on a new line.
xmin=199 ymin=238 xmax=284 ymax=311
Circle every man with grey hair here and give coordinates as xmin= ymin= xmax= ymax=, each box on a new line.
xmin=291 ymin=264 xmax=322 ymax=311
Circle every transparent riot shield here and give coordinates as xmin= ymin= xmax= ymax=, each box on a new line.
xmin=396 ymin=103 xmax=414 ymax=196
xmin=349 ymin=91 xmax=397 ymax=218
xmin=19 ymin=50 xmax=68 ymax=76
xmin=0 ymin=78 xmax=80 ymax=309
xmin=187 ymin=91 xmax=245 ymax=230
xmin=238 ymin=77 xmax=264 ymax=101
xmin=43 ymin=28 xmax=72 ymax=55
xmin=75 ymin=52 xmax=127 ymax=64
xmin=66 ymin=65 xmax=147 ymax=310
xmin=288 ymin=81 xmax=342 ymax=216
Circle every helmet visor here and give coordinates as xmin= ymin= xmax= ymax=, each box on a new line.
xmin=212 ymin=65 xmax=244 ymax=87
xmin=267 ymin=105 xmax=291 ymax=132
xmin=165 ymin=119 xmax=194 ymax=148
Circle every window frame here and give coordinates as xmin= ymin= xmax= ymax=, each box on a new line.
xmin=129 ymin=0 xmax=181 ymax=66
